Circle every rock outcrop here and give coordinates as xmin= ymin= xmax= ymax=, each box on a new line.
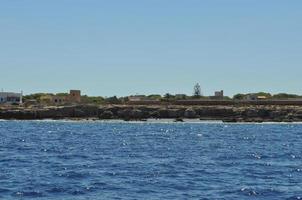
xmin=1 ymin=105 xmax=302 ymax=122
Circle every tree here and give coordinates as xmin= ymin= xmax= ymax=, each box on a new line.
xmin=164 ymin=93 xmax=172 ymax=99
xmin=233 ymin=93 xmax=246 ymax=100
xmin=162 ymin=93 xmax=175 ymax=102
xmin=193 ymin=83 xmax=201 ymax=98
xmin=105 ymin=96 xmax=121 ymax=104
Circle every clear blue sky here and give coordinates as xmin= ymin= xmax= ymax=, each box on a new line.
xmin=0 ymin=0 xmax=301 ymax=97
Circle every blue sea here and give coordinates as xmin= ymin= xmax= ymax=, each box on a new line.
xmin=0 ymin=120 xmax=302 ymax=200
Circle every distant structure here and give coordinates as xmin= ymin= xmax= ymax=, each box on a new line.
xmin=214 ymin=90 xmax=224 ymax=99
xmin=52 ymin=95 xmax=67 ymax=104
xmin=39 ymin=95 xmax=59 ymax=105
xmin=39 ymin=94 xmax=67 ymax=105
xmin=128 ymin=95 xmax=146 ymax=102
xmin=209 ymin=90 xmax=224 ymax=100
xmin=245 ymin=94 xmax=267 ymax=101
xmin=68 ymin=90 xmax=81 ymax=103
xmin=37 ymin=90 xmax=82 ymax=105
xmin=0 ymin=92 xmax=22 ymax=104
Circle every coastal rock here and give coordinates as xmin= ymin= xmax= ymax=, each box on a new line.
xmin=184 ymin=108 xmax=196 ymax=118
xmin=103 ymin=106 xmax=120 ymax=116
xmin=73 ymin=109 xmax=86 ymax=118
xmin=0 ymin=110 xmax=36 ymax=119
xmin=197 ymin=107 xmax=235 ymax=118
xmin=117 ymin=109 xmax=130 ymax=118
xmin=222 ymin=118 xmax=238 ymax=123
xmin=293 ymin=110 xmax=302 ymax=119
xmin=244 ymin=109 xmax=259 ymax=118
xmin=99 ymin=111 xmax=114 ymax=119
xmin=75 ymin=105 xmax=99 ymax=117
xmin=117 ymin=109 xmax=146 ymax=119
xmin=130 ymin=109 xmax=145 ymax=119
xmin=37 ymin=108 xmax=64 ymax=119
xmin=167 ymin=109 xmax=178 ymax=118
xmin=269 ymin=110 xmax=287 ymax=119
xmin=158 ymin=109 xmax=169 ymax=118
xmin=257 ymin=108 xmax=270 ymax=118
xmin=149 ymin=111 xmax=160 ymax=118
xmin=174 ymin=118 xmax=184 ymax=122
xmin=167 ymin=109 xmax=184 ymax=118
xmin=0 ymin=104 xmax=301 ymax=122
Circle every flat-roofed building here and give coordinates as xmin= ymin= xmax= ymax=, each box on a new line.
xmin=215 ymin=90 xmax=224 ymax=98
xmin=210 ymin=90 xmax=224 ymax=100
xmin=0 ymin=92 xmax=22 ymax=104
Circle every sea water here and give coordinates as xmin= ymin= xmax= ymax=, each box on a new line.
xmin=0 ymin=121 xmax=302 ymax=199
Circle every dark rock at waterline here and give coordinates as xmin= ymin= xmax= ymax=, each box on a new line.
xmin=1 ymin=104 xmax=302 ymax=122
xmin=117 ymin=109 xmax=145 ymax=120
xmin=184 ymin=108 xmax=196 ymax=118
xmin=174 ymin=118 xmax=184 ymax=122
xmin=222 ymin=118 xmax=238 ymax=123
xmin=99 ymin=111 xmax=114 ymax=119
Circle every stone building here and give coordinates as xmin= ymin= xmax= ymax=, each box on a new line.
xmin=39 ymin=90 xmax=81 ymax=105
xmin=52 ymin=96 xmax=66 ymax=104
xmin=68 ymin=90 xmax=81 ymax=103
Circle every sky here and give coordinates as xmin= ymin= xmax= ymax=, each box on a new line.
xmin=0 ymin=0 xmax=301 ymax=97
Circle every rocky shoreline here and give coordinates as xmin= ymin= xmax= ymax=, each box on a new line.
xmin=1 ymin=105 xmax=302 ymax=122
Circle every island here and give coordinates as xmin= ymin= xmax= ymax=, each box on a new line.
xmin=1 ymin=88 xmax=302 ymax=122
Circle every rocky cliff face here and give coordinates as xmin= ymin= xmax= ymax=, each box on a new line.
xmin=1 ymin=105 xmax=302 ymax=122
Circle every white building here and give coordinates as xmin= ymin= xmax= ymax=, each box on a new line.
xmin=0 ymin=92 xmax=23 ymax=104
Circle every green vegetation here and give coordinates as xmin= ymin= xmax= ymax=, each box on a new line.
xmin=233 ymin=92 xmax=271 ymax=100
xmin=233 ymin=92 xmax=302 ymax=100
xmin=23 ymin=93 xmax=53 ymax=102
xmin=81 ymin=95 xmax=105 ymax=104
xmin=105 ymin=96 xmax=122 ymax=104
xmin=223 ymin=96 xmax=232 ymax=100
xmin=147 ymin=94 xmax=162 ymax=100
xmin=272 ymin=93 xmax=301 ymax=99
xmin=193 ymin=83 xmax=202 ymax=98
xmin=56 ymin=93 xmax=69 ymax=97
xmin=163 ymin=93 xmax=174 ymax=100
